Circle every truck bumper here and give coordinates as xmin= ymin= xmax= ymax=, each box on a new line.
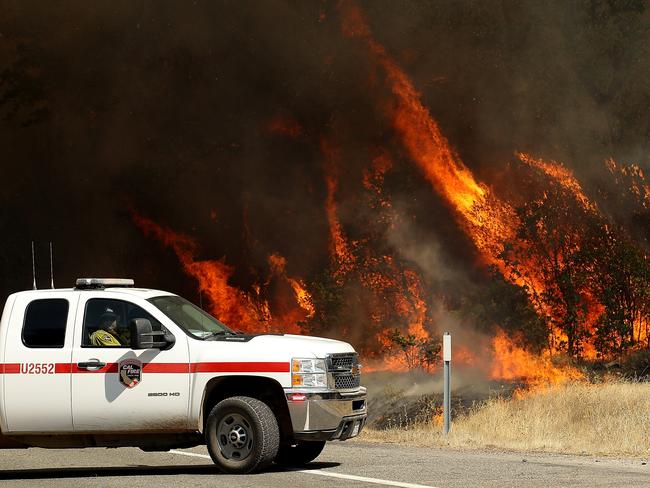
xmin=284 ymin=387 xmax=367 ymax=441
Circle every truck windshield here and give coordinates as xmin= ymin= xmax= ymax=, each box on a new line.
xmin=148 ymin=295 xmax=235 ymax=340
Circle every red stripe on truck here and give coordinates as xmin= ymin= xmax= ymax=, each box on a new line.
xmin=191 ymin=362 xmax=290 ymax=373
xmin=0 ymin=362 xmax=289 ymax=374
xmin=55 ymin=363 xmax=73 ymax=373
xmin=142 ymin=363 xmax=189 ymax=373
xmin=3 ymin=364 xmax=20 ymax=374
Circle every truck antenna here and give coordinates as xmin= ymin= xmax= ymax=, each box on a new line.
xmin=49 ymin=242 xmax=55 ymax=289
xmin=31 ymin=241 xmax=37 ymax=290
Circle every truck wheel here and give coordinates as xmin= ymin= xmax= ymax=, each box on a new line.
xmin=274 ymin=440 xmax=326 ymax=466
xmin=205 ymin=396 xmax=279 ymax=474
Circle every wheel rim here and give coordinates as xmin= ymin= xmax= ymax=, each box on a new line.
xmin=217 ymin=413 xmax=254 ymax=460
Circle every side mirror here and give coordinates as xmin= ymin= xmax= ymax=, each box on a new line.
xmin=130 ymin=318 xmax=174 ymax=349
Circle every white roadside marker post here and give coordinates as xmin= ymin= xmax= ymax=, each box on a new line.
xmin=443 ymin=332 xmax=451 ymax=435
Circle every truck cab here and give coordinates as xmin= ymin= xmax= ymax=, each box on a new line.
xmin=0 ymin=278 xmax=367 ymax=473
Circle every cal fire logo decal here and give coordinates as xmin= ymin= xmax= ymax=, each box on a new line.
xmin=119 ymin=359 xmax=142 ymax=389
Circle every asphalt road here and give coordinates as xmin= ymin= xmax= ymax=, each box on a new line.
xmin=0 ymin=441 xmax=647 ymax=487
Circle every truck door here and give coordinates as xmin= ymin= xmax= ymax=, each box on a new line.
xmin=2 ymin=292 xmax=78 ymax=433
xmin=71 ymin=295 xmax=190 ymax=431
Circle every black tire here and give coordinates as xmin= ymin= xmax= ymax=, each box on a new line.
xmin=274 ymin=440 xmax=326 ymax=467
xmin=205 ymin=396 xmax=279 ymax=474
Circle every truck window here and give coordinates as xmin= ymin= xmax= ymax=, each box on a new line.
xmin=22 ymin=299 xmax=69 ymax=348
xmin=82 ymin=298 xmax=166 ymax=348
xmin=148 ymin=295 xmax=232 ymax=339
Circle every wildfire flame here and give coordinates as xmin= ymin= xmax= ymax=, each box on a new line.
xmin=267 ymin=253 xmax=315 ymax=320
xmin=338 ymin=2 xmax=611 ymax=377
xmin=322 ymin=136 xmax=435 ymax=371
xmin=322 ymin=137 xmax=357 ymax=280
xmin=606 ymin=158 xmax=650 ymax=209
xmin=133 ymin=213 xmax=310 ymax=334
xmin=126 ymin=3 xmax=648 ymax=390
xmin=490 ymin=329 xmax=584 ymax=389
xmin=362 ymin=152 xmax=393 ymax=203
xmin=518 ymin=152 xmax=597 ymax=212
xmin=340 ymin=1 xmax=517 ymax=270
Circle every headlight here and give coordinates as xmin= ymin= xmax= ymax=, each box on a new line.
xmin=292 ymin=358 xmax=327 ymax=388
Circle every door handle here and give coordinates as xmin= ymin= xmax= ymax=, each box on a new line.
xmin=77 ymin=359 xmax=106 ymax=369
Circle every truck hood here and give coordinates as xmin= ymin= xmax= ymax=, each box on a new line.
xmin=191 ymin=333 xmax=357 ymax=363
xmin=247 ymin=334 xmax=355 ymax=358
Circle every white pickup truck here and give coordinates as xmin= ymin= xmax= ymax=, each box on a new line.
xmin=0 ymin=278 xmax=366 ymax=473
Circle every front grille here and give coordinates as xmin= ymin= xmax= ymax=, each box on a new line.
xmin=328 ymin=353 xmax=361 ymax=390
xmin=334 ymin=373 xmax=361 ymax=389
xmin=328 ymin=353 xmax=358 ymax=372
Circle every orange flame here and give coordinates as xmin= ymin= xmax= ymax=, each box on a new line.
xmin=454 ymin=345 xmax=478 ymax=366
xmin=134 ymin=214 xmax=309 ymax=334
xmin=362 ymin=151 xmax=393 ymax=211
xmin=402 ymin=269 xmax=429 ymax=341
xmin=267 ymin=253 xmax=315 ymax=321
xmin=490 ymin=329 xmax=584 ymax=388
xmin=288 ymin=278 xmax=316 ymax=319
xmin=518 ymin=152 xmax=597 ymax=212
xmin=322 ymin=135 xmax=435 ymax=371
xmin=340 ymin=1 xmax=516 ymax=272
xmin=606 ymin=158 xmax=650 ymax=209
xmin=322 ymin=137 xmax=357 ymax=279
xmin=133 ymin=214 xmax=263 ymax=332
xmin=366 ymin=263 xmax=433 ymax=372
xmin=634 ymin=317 xmax=650 ymax=347
xmin=359 ymin=152 xmax=434 ymax=369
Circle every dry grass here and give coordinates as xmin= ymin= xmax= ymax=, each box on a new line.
xmin=360 ymin=382 xmax=650 ymax=457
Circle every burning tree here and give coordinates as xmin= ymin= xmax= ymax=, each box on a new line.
xmin=500 ymin=169 xmax=650 ymax=358
xmin=500 ymin=184 xmax=596 ymax=357
xmin=383 ymin=329 xmax=441 ymax=372
xmin=591 ymin=228 xmax=650 ymax=354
